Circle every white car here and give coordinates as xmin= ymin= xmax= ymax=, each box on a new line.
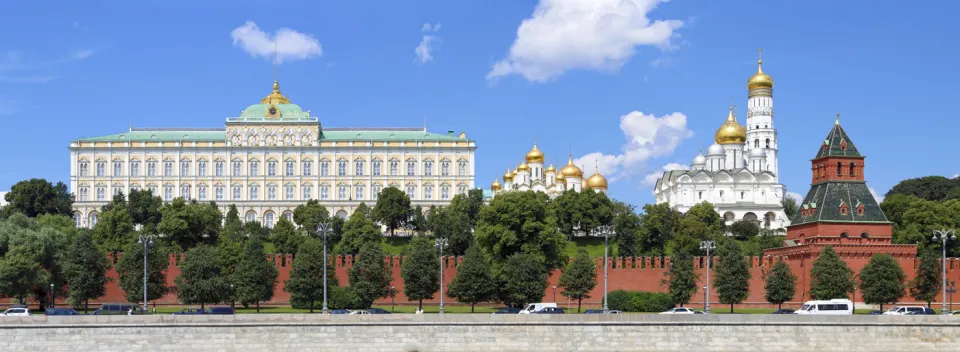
xmin=2 ymin=308 xmax=30 ymax=316
xmin=659 ymin=307 xmax=697 ymax=315
xmin=882 ymin=306 xmax=931 ymax=315
xmin=348 ymin=310 xmax=371 ymax=315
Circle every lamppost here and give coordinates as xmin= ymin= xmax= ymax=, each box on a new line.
xmin=317 ymin=222 xmax=333 ymax=314
xmin=137 ymin=234 xmax=154 ymax=312
xmin=391 ymin=286 xmax=396 ymax=313
xmin=49 ymin=283 xmax=55 ymax=309
xmin=932 ymin=229 xmax=955 ymax=315
xmin=552 ymin=285 xmax=557 ymax=303
xmin=700 ymin=240 xmax=717 ymax=313
xmin=598 ymin=225 xmax=613 ymax=312
xmin=435 ymin=238 xmax=448 ymax=314
xmin=230 ymin=284 xmax=235 ymax=309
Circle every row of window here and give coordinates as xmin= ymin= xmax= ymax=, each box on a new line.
xmin=77 ymin=183 xmax=470 ymax=202
xmin=78 ymin=159 xmax=470 ymax=177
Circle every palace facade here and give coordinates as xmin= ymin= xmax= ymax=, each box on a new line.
xmin=70 ymin=81 xmax=476 ymax=228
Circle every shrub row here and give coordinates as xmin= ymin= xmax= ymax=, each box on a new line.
xmin=605 ymin=290 xmax=675 ymax=312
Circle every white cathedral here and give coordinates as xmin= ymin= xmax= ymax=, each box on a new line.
xmin=654 ymin=51 xmax=790 ymax=230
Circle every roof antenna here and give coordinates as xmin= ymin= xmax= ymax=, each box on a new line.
xmin=273 ymin=40 xmax=279 ymax=84
xmin=835 ymin=113 xmax=840 ymax=125
xmin=129 ymin=121 xmax=132 ymax=132
xmin=423 ymin=114 xmax=427 ymax=132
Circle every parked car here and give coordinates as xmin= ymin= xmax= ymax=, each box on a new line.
xmin=882 ymin=306 xmax=933 ymax=315
xmin=366 ymin=308 xmax=391 ymax=314
xmin=693 ymin=310 xmax=707 ymax=314
xmin=492 ymin=307 xmax=522 ymax=314
xmin=92 ymin=303 xmax=140 ymax=315
xmin=519 ymin=303 xmax=558 ymax=314
xmin=45 ymin=308 xmax=80 ymax=316
xmin=348 ymin=310 xmax=371 ymax=315
xmin=903 ymin=307 xmax=937 ymax=315
xmin=533 ymin=307 xmax=565 ymax=314
xmin=2 ymin=308 xmax=30 ymax=316
xmin=583 ymin=309 xmax=623 ymax=314
xmin=771 ymin=309 xmax=795 ymax=314
xmin=794 ymin=299 xmax=853 ymax=315
xmin=205 ymin=306 xmax=235 ymax=315
xmin=950 ymin=311 xmax=960 ymax=316
xmin=660 ymin=307 xmax=697 ymax=315
xmin=867 ymin=310 xmax=884 ymax=315
xmin=172 ymin=308 xmax=205 ymax=315
xmin=329 ymin=309 xmax=350 ymax=315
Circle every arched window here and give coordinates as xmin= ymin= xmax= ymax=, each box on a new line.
xmin=264 ymin=212 xmax=275 ymax=229
xmin=850 ymin=162 xmax=856 ymax=176
xmin=754 ymin=139 xmax=759 ymax=148
xmin=765 ymin=138 xmax=770 ymax=149
xmin=837 ymin=162 xmax=843 ymax=176
xmin=723 ymin=212 xmax=735 ymax=222
xmin=860 ymin=232 xmax=870 ymax=238
xmin=840 ymin=232 xmax=849 ymax=238
xmin=743 ymin=212 xmax=758 ymax=221
xmin=335 ymin=210 xmax=348 ymax=219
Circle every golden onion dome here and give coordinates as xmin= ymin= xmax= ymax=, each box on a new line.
xmin=747 ymin=50 xmax=773 ymax=90
xmin=545 ymin=164 xmax=557 ymax=173
xmin=491 ymin=179 xmax=502 ymax=191
xmin=555 ymin=172 xmax=565 ymax=183
xmin=715 ymin=106 xmax=747 ymax=144
xmin=586 ymin=171 xmax=608 ymax=190
xmin=503 ymin=168 xmax=514 ymax=181
xmin=517 ymin=162 xmax=531 ymax=172
xmin=525 ymin=144 xmax=545 ymax=163
xmin=560 ymin=155 xmax=583 ymax=178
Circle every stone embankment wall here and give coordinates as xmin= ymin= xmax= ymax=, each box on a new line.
xmin=2 ymin=315 xmax=960 ymax=351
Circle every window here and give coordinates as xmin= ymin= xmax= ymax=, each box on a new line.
xmin=264 ymin=212 xmax=275 ymax=229
xmin=302 ymin=185 xmax=312 ymax=200
xmin=268 ymin=161 xmax=277 ymax=176
xmin=215 ymin=186 xmax=224 ymax=201
xmin=250 ymin=161 xmax=259 ymax=176
xmin=198 ymin=185 xmax=207 ymax=201
xmin=406 ymin=184 xmax=416 ymax=199
xmin=131 ymin=161 xmax=140 ymax=177
xmin=113 ymin=161 xmax=123 ymax=176
xmin=267 ymin=185 xmax=277 ymax=200
xmin=458 ymin=161 xmax=467 ymax=176
xmin=441 ymin=161 xmax=450 ymax=176
xmin=457 ymin=184 xmax=467 ymax=195
xmin=245 ymin=212 xmax=256 ymax=223
xmin=148 ymin=184 xmax=158 ymax=195
xmin=89 ymin=213 xmax=98 ymax=228
xmin=719 ymin=190 xmax=724 ymax=200
xmin=180 ymin=184 xmax=191 ymax=200
xmin=79 ymin=187 xmax=88 ymax=201
xmin=754 ymin=139 xmax=759 ymax=148
xmin=130 ymin=184 xmax=140 ymax=193
xmin=765 ymin=138 xmax=770 ymax=149
xmin=837 ymin=162 xmax=842 ymax=176
xmin=249 ymin=184 xmax=259 ymax=200
xmin=164 ymin=161 xmax=173 ymax=176
xmin=284 ymin=212 xmax=293 ymax=223
xmin=839 ymin=205 xmax=848 ymax=216
xmin=215 ymin=161 xmax=224 ymax=176
xmin=321 ymin=161 xmax=330 ymax=176
xmin=355 ymin=160 xmax=364 ymax=176
xmin=424 ymin=184 xmax=433 ymax=200
xmin=198 ymin=161 xmax=207 ymax=176
xmin=320 ymin=185 xmax=330 ymax=200
xmin=441 ymin=185 xmax=450 ymax=200
xmin=181 ymin=161 xmax=190 ymax=176
xmin=163 ymin=185 xmax=173 ymax=201
xmin=232 ymin=186 xmax=241 ymax=200
xmin=148 ymin=161 xmax=157 ymax=176
xmin=302 ymin=161 xmax=313 ymax=176
xmin=285 ymin=185 xmax=294 ymax=200
xmin=698 ymin=191 xmax=703 ymax=200
xmin=337 ymin=160 xmax=347 ymax=176
xmin=857 ymin=204 xmax=865 ymax=216
xmin=79 ymin=161 xmax=89 ymax=176
xmin=407 ymin=161 xmax=416 ymax=176
xmin=740 ymin=191 xmax=745 ymax=200
xmin=389 ymin=160 xmax=399 ymax=176
xmin=424 ymin=160 xmax=433 ymax=176
xmin=74 ymin=213 xmax=82 ymax=228
xmin=285 ymin=161 xmax=294 ymax=176
xmin=850 ymin=163 xmax=856 ymax=176
xmin=113 ymin=184 xmax=122 ymax=195
xmin=233 ymin=161 xmax=242 ymax=176
xmin=373 ymin=184 xmax=382 ymax=200
xmin=355 ymin=184 xmax=364 ymax=200
xmin=338 ymin=185 xmax=347 ymax=200
xmin=96 ymin=161 xmax=106 ymax=176
xmin=373 ymin=160 xmax=382 ymax=176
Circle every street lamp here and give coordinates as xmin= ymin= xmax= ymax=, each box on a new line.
xmin=435 ymin=238 xmax=448 ymax=314
xmin=49 ymin=283 xmax=55 ymax=309
xmin=932 ymin=229 xmax=955 ymax=315
xmin=137 ymin=234 xmax=155 ymax=312
xmin=552 ymin=285 xmax=557 ymax=303
xmin=317 ymin=222 xmax=334 ymax=314
xmin=391 ymin=286 xmax=396 ymax=313
xmin=230 ymin=284 xmax=235 ymax=309
xmin=700 ymin=240 xmax=717 ymax=313
xmin=597 ymin=225 xmax=613 ymax=312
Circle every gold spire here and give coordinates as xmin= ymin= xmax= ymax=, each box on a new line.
xmin=261 ymin=80 xmax=291 ymax=105
xmin=747 ymin=48 xmax=774 ymax=90
xmin=715 ymin=105 xmax=747 ymax=144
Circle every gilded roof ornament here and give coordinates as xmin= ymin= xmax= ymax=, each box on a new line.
xmin=261 ymin=80 xmax=291 ymax=105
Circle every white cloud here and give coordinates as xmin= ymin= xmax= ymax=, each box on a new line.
xmin=869 ymin=187 xmax=885 ymax=203
xmin=70 ymin=49 xmax=94 ymax=61
xmin=574 ymin=111 xmax=693 ymax=184
xmin=415 ymin=22 xmax=441 ymax=64
xmin=230 ymin=21 xmax=323 ymax=63
xmin=952 ymin=173 xmax=959 ymax=179
xmin=486 ymin=0 xmax=684 ymax=82
xmin=641 ymin=163 xmax=689 ymax=186
xmin=785 ymin=191 xmax=804 ymax=203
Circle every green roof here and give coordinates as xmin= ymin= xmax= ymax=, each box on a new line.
xmin=73 ymin=129 xmax=226 ymax=142
xmin=74 ymin=127 xmax=470 ymax=143
xmin=790 ymin=181 xmax=889 ymax=226
xmin=237 ymin=103 xmax=312 ymax=120
xmin=319 ymin=128 xmax=465 ymax=142
xmin=814 ymin=122 xmax=862 ymax=159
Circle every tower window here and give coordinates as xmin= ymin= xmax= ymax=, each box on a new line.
xmin=698 ymin=191 xmax=703 ymax=200
xmin=850 ymin=162 xmax=856 ymax=176
xmin=740 ymin=191 xmax=744 ymax=199
xmin=754 ymin=139 xmax=759 ymax=148
xmin=765 ymin=138 xmax=770 ymax=149
xmin=755 ymin=125 xmax=759 ymax=130
xmin=837 ymin=162 xmax=843 ymax=177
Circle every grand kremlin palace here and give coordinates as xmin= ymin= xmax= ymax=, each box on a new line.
xmin=69 ymin=81 xmax=476 ymax=228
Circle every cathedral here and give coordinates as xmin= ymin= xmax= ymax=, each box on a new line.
xmin=653 ymin=51 xmax=789 ymax=229
xmin=490 ymin=144 xmax=608 ymax=197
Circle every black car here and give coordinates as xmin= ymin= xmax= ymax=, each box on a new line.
xmin=45 ymin=308 xmax=81 ymax=316
xmin=771 ymin=309 xmax=795 ymax=314
xmin=583 ymin=309 xmax=624 ymax=314
xmin=366 ymin=308 xmax=391 ymax=314
xmin=205 ymin=306 xmax=235 ymax=315
xmin=493 ymin=307 xmax=522 ymax=314
xmin=172 ymin=308 xmax=205 ymax=315
xmin=533 ymin=307 xmax=565 ymax=314
xmin=329 ymin=309 xmax=350 ymax=315
xmin=92 ymin=303 xmax=140 ymax=315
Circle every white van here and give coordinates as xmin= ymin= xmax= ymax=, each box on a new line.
xmin=519 ymin=303 xmax=558 ymax=314
xmin=794 ymin=299 xmax=853 ymax=315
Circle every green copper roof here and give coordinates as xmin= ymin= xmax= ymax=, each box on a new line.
xmin=814 ymin=122 xmax=862 ymax=159
xmin=74 ymin=127 xmax=471 ymax=143
xmin=73 ymin=129 xmax=226 ymax=142
xmin=790 ymin=181 xmax=889 ymax=226
xmin=319 ymin=128 xmax=465 ymax=141
xmin=237 ymin=104 xmax=312 ymax=120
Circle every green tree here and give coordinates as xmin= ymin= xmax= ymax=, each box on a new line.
xmin=611 ymin=202 xmax=641 ymax=258
xmin=335 ymin=210 xmax=382 ymax=255
xmin=233 ymin=239 xmax=278 ymax=312
xmin=400 ymin=237 xmax=440 ymax=310
xmin=284 ymin=238 xmax=334 ymax=312
xmin=271 ymin=215 xmax=303 ymax=255
xmin=450 ymin=189 xmax=485 ymax=227
xmin=558 ymin=248 xmax=597 ymax=312
xmin=781 ymin=195 xmax=799 ymax=220
xmin=92 ymin=197 xmax=135 ymax=252
xmin=809 ymin=245 xmax=855 ymax=300
xmin=429 ymin=206 xmax=472 ymax=256
xmin=157 ymin=199 xmax=222 ymax=250
xmin=858 ymin=253 xmax=906 ymax=311
xmin=2 ymin=178 xmax=73 ymax=218
xmin=662 ymin=253 xmax=699 ymax=307
xmin=475 ymin=191 xmax=566 ymax=269
xmin=409 ymin=205 xmax=429 ymax=235
xmin=727 ymin=220 xmax=760 ymax=241
xmin=242 ymin=221 xmax=269 ymax=241
xmin=63 ymin=232 xmax=109 ymax=312
xmin=221 ymin=205 xmax=243 ymax=240
xmin=175 ymin=245 xmax=229 ymax=310
xmin=763 ymin=260 xmax=796 ymax=309
xmin=886 ymin=176 xmax=958 ymax=201
xmin=550 ymin=190 xmax=614 ymax=239
xmin=217 ymin=205 xmax=246 ymax=275
xmin=909 ymin=248 xmax=941 ymax=307
xmin=293 ymin=199 xmax=330 ymax=235
xmin=116 ymin=240 xmax=170 ymax=305
xmin=447 ymin=245 xmax=495 ymax=312
xmin=639 ymin=203 xmax=679 ymax=256
xmin=495 ymin=253 xmax=547 ymax=307
xmin=348 ymin=242 xmax=392 ymax=308
xmin=0 ymin=252 xmax=43 ymax=304
xmin=372 ymin=187 xmax=411 ymax=236
xmin=127 ymin=189 xmax=163 ymax=233
xmin=713 ymin=240 xmax=751 ymax=313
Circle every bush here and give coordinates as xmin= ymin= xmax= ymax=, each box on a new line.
xmin=328 ymin=286 xmax=359 ymax=310
xmin=605 ymin=290 xmax=634 ymax=311
xmin=605 ymin=290 xmax=674 ymax=312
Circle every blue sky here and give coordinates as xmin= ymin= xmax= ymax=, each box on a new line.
xmin=1 ymin=0 xmax=957 ymax=208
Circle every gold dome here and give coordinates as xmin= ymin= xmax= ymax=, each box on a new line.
xmin=715 ymin=106 xmax=747 ymax=144
xmin=545 ymin=164 xmax=556 ymax=173
xmin=517 ymin=162 xmax=531 ymax=172
xmin=560 ymin=155 xmax=583 ymax=178
xmin=525 ymin=144 xmax=545 ymax=163
xmin=261 ymin=80 xmax=292 ymax=105
xmin=586 ymin=172 xmax=608 ymax=190
xmin=555 ymin=172 xmax=565 ymax=183
xmin=491 ymin=179 xmax=502 ymax=191
xmin=503 ymin=168 xmax=514 ymax=181
xmin=747 ymin=49 xmax=773 ymax=90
